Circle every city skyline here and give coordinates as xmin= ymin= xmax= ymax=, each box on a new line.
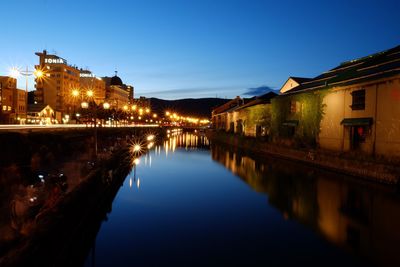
xmin=1 ymin=0 xmax=399 ymax=99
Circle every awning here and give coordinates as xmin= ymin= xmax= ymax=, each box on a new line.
xmin=282 ymin=120 xmax=299 ymax=127
xmin=340 ymin=117 xmax=373 ymax=126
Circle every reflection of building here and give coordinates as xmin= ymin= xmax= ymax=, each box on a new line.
xmin=277 ymin=45 xmax=400 ymax=157
xmin=0 ymin=76 xmax=26 ymax=123
xmin=34 ymin=50 xmax=80 ymax=120
xmin=27 ymin=104 xmax=55 ymax=124
xmin=211 ymin=144 xmax=400 ymax=267
xmin=79 ymin=70 xmax=106 ymax=104
xmin=102 ymin=73 xmax=133 ymax=110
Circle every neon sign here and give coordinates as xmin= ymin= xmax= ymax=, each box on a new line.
xmin=44 ymin=58 xmax=65 ymax=64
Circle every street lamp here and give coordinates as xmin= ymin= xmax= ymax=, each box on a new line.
xmin=103 ymin=102 xmax=110 ymax=110
xmin=71 ymin=89 xmax=81 ymax=122
xmin=9 ymin=66 xmax=44 ymax=124
xmin=81 ymin=101 xmax=89 ymax=109
xmin=72 ymin=89 xmax=79 ymax=97
xmin=86 ymin=90 xmax=94 ymax=98
xmin=81 ymin=101 xmax=110 ymax=158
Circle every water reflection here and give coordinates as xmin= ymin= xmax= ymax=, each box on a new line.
xmin=163 ymin=130 xmax=209 ymax=155
xmin=211 ymin=144 xmax=400 ymax=267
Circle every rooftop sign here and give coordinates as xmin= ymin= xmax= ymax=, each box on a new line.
xmin=44 ymin=57 xmax=66 ymax=64
xmin=80 ymin=73 xmax=94 ymax=78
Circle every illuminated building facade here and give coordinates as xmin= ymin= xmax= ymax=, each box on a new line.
xmin=27 ymin=104 xmax=55 ymax=125
xmin=278 ymin=44 xmax=400 ymax=157
xmin=102 ymin=73 xmax=133 ymax=110
xmin=211 ymin=96 xmax=243 ymax=131
xmin=34 ymin=50 xmax=80 ymax=120
xmin=79 ymin=69 xmax=106 ymax=104
xmin=0 ymin=76 xmax=26 ymax=123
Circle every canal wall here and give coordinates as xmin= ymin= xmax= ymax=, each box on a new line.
xmin=207 ymin=131 xmax=400 ymax=185
xmin=0 ymin=148 xmax=133 ymax=267
xmin=0 ymin=127 xmax=163 ymax=167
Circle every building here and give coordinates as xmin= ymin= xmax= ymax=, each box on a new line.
xmin=102 ymin=73 xmax=132 ymax=110
xmin=0 ymin=76 xmax=26 ymax=124
xmin=79 ymin=69 xmax=106 ymax=105
xmin=34 ymin=50 xmax=80 ymax=121
xmin=127 ymin=85 xmax=134 ymax=103
xmin=13 ymin=88 xmax=27 ymax=122
xmin=280 ymin=77 xmax=311 ymax=94
xmin=131 ymin=96 xmax=150 ymax=110
xmin=232 ymin=92 xmax=277 ymax=137
xmin=211 ymin=96 xmax=243 ymax=131
xmin=276 ymin=44 xmax=400 ymax=158
xmin=27 ymin=104 xmax=55 ymax=124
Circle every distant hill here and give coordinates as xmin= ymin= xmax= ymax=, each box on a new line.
xmin=149 ymin=98 xmax=231 ymax=118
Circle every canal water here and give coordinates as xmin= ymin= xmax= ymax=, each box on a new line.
xmin=84 ymin=132 xmax=400 ymax=267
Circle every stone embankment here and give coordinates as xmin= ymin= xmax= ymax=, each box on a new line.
xmin=207 ymin=131 xmax=400 ymax=185
xmin=0 ymin=148 xmax=133 ymax=267
xmin=0 ymin=127 xmax=161 ymax=266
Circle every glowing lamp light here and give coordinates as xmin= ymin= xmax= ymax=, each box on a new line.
xmin=9 ymin=67 xmax=20 ymax=78
xmin=123 ymin=105 xmax=128 ymax=111
xmin=132 ymin=105 xmax=137 ymax=111
xmin=81 ymin=102 xmax=89 ymax=109
xmin=103 ymin=102 xmax=110 ymax=109
xmin=72 ymin=89 xmax=79 ymax=97
xmin=34 ymin=69 xmax=44 ymax=78
xmin=133 ymin=158 xmax=140 ymax=165
xmin=87 ymin=90 xmax=94 ymax=97
xmin=147 ymin=135 xmax=155 ymax=141
xmin=147 ymin=142 xmax=154 ymax=149
xmin=133 ymin=144 xmax=141 ymax=152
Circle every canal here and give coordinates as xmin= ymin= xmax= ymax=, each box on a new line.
xmin=82 ymin=132 xmax=400 ymax=267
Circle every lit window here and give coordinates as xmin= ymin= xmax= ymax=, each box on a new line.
xmin=290 ymin=100 xmax=300 ymax=114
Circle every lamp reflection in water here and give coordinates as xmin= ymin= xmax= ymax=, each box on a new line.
xmin=130 ymin=158 xmax=141 ymax=190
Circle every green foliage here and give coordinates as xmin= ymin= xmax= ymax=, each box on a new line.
xmin=271 ymin=90 xmax=327 ymax=147
xmin=247 ymin=105 xmax=272 ymax=129
xmin=238 ymin=104 xmax=272 ymax=137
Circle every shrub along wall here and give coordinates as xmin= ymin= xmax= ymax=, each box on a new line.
xmin=271 ymin=90 xmax=327 ymax=148
xmin=237 ymin=104 xmax=272 ymax=137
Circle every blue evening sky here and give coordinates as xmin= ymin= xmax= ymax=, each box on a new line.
xmin=0 ymin=0 xmax=399 ymax=99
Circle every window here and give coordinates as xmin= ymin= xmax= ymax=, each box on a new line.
xmin=290 ymin=100 xmax=301 ymax=114
xmin=351 ymin=89 xmax=365 ymax=110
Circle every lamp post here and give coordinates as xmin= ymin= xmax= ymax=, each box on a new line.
xmin=81 ymin=101 xmax=110 ymax=158
xmin=71 ymin=89 xmax=80 ymax=123
xmin=10 ymin=67 xmax=43 ymax=124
